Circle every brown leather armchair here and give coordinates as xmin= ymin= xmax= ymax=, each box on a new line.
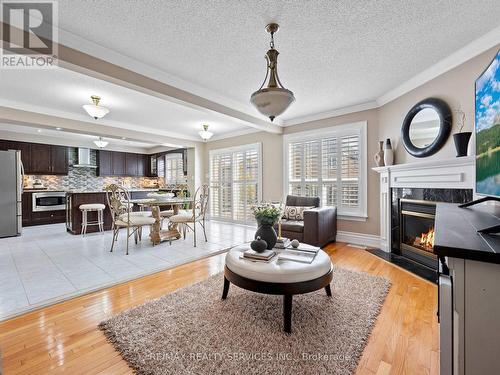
xmin=274 ymin=195 xmax=337 ymax=247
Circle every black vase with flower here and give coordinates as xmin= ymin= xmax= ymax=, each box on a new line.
xmin=252 ymin=203 xmax=282 ymax=250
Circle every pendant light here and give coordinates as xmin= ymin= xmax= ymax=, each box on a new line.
xmin=250 ymin=23 xmax=295 ymax=122
xmin=93 ymin=137 xmax=109 ymax=148
xmin=83 ymin=95 xmax=110 ymax=120
xmin=198 ymin=124 xmax=213 ymax=142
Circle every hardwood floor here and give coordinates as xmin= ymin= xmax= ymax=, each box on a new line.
xmin=0 ymin=242 xmax=438 ymax=375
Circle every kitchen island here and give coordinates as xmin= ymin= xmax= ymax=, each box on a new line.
xmin=65 ymin=189 xmax=159 ymax=235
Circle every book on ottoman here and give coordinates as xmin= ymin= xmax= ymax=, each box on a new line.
xmin=243 ymin=249 xmax=276 ymax=262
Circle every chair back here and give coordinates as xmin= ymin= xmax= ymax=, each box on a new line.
xmin=105 ymin=184 xmax=131 ymax=222
xmin=192 ymin=184 xmax=209 ymax=220
xmin=285 ymin=195 xmax=320 ymax=208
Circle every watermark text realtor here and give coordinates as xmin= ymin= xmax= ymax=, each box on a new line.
xmin=1 ymin=0 xmax=58 ymax=68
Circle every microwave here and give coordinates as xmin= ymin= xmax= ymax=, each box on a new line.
xmin=32 ymin=191 xmax=66 ymax=212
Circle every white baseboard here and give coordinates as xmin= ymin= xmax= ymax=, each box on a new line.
xmin=336 ymin=230 xmax=380 ymax=248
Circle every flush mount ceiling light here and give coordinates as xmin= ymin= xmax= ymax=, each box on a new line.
xmin=83 ymin=95 xmax=110 ymax=120
xmin=250 ymin=23 xmax=295 ymax=122
xmin=93 ymin=137 xmax=109 ymax=148
xmin=198 ymin=124 xmax=213 ymax=142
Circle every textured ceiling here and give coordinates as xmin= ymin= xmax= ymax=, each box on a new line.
xmin=56 ymin=0 xmax=500 ymax=121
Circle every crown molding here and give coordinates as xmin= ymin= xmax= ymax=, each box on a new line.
xmin=377 ymin=25 xmax=500 ymax=106
xmin=282 ymin=101 xmax=379 ymax=126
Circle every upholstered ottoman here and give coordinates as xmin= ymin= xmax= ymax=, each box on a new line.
xmin=222 ymin=244 xmax=333 ymax=333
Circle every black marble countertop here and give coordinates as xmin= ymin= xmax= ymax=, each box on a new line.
xmin=434 ymin=203 xmax=500 ymax=264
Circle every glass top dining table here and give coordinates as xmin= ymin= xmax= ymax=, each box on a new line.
xmin=129 ymin=197 xmax=194 ymax=245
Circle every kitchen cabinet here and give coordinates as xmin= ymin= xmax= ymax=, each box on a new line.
xmin=125 ymin=153 xmax=138 ymax=176
xmin=138 ymin=154 xmax=148 ymax=177
xmin=97 ymin=150 xmax=151 ymax=177
xmin=21 ymin=191 xmax=65 ymax=226
xmin=112 ymin=152 xmax=126 ymax=176
xmin=51 ymin=145 xmax=69 ymax=174
xmin=28 ymin=143 xmax=68 ymax=175
xmin=30 ymin=143 xmax=52 ymax=173
xmin=22 ymin=192 xmax=32 ymax=226
xmin=97 ymin=150 xmax=112 ymax=176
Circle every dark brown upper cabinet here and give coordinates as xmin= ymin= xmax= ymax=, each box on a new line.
xmin=112 ymin=152 xmax=126 ymax=176
xmin=97 ymin=150 xmax=112 ymax=176
xmin=27 ymin=143 xmax=67 ymax=175
xmin=125 ymin=153 xmax=138 ymax=176
xmin=5 ymin=141 xmax=32 ymax=172
xmin=29 ymin=143 xmax=68 ymax=175
xmin=138 ymin=154 xmax=148 ymax=177
xmin=50 ymin=145 xmax=69 ymax=174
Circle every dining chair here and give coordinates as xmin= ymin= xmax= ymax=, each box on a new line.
xmin=169 ymin=184 xmax=209 ymax=247
xmin=105 ymin=184 xmax=156 ymax=255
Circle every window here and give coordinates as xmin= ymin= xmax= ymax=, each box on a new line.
xmin=284 ymin=122 xmax=367 ymax=219
xmin=164 ymin=153 xmax=185 ymax=184
xmin=209 ymin=143 xmax=262 ymax=224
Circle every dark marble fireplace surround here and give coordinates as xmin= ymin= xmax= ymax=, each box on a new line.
xmin=391 ymin=188 xmax=472 ymax=264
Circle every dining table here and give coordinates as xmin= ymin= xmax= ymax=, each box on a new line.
xmin=130 ymin=196 xmax=194 ymax=245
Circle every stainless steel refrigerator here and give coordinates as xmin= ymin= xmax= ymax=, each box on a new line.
xmin=0 ymin=150 xmax=23 ymax=237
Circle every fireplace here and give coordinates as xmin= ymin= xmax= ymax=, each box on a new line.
xmin=391 ymin=188 xmax=472 ymax=271
xmin=399 ymin=199 xmax=437 ymax=269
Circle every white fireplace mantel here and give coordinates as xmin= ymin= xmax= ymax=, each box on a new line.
xmin=372 ymin=156 xmax=475 ymax=252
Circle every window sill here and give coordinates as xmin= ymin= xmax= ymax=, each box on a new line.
xmin=338 ymin=214 xmax=367 ymax=222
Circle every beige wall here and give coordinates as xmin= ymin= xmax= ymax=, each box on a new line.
xmin=203 ymin=46 xmax=499 ymax=237
xmin=378 ymin=44 xmax=500 ymax=164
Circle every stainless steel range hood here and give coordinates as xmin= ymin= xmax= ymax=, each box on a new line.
xmin=72 ymin=148 xmax=97 ymax=168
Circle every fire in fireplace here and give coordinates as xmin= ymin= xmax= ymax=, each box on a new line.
xmin=414 ymin=227 xmax=435 ymax=252
xmin=399 ymin=199 xmax=437 ymax=269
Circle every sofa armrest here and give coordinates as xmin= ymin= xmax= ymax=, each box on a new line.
xmin=303 ymin=206 xmax=337 ymax=247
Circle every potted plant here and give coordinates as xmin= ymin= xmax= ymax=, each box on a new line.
xmin=453 ymin=107 xmax=472 ymax=157
xmin=252 ymin=203 xmax=282 ymax=249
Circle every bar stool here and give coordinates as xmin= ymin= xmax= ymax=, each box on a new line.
xmin=79 ymin=203 xmax=105 ymax=235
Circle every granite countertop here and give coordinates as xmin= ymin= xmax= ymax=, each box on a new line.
xmin=66 ymin=188 xmax=160 ymax=194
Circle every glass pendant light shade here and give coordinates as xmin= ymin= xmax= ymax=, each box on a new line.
xmin=93 ymin=137 xmax=109 ymax=148
xmin=250 ymin=23 xmax=295 ymax=122
xmin=83 ymin=95 xmax=110 ymax=120
xmin=198 ymin=124 xmax=213 ymax=142
xmin=250 ymin=87 xmax=295 ymax=121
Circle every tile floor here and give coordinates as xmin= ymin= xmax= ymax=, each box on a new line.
xmin=0 ymin=221 xmax=254 ymax=320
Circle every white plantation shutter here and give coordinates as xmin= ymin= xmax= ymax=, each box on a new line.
xmin=340 ymin=135 xmax=359 ymax=209
xmin=165 ymin=153 xmax=185 ymax=184
xmin=209 ymin=143 xmax=262 ymax=224
xmin=284 ymin=122 xmax=367 ymax=218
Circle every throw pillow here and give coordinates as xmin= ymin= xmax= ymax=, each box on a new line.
xmin=283 ymin=206 xmax=314 ymax=221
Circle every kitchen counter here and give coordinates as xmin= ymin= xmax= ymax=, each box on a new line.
xmin=65 ymin=189 xmax=158 ymax=234
xmin=66 ymin=188 xmax=160 ymax=194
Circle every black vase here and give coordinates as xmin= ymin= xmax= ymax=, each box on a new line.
xmin=453 ymin=132 xmax=472 ymax=157
xmin=255 ymin=224 xmax=277 ymax=250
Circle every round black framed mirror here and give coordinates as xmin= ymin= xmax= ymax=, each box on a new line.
xmin=401 ymin=98 xmax=452 ymax=158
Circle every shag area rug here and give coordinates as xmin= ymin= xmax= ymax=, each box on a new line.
xmin=99 ymin=267 xmax=391 ymax=375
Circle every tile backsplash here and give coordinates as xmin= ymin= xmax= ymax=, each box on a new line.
xmin=24 ymin=148 xmax=161 ymax=191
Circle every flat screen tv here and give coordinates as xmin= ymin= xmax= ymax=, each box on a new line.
xmin=475 ymin=49 xmax=500 ymax=197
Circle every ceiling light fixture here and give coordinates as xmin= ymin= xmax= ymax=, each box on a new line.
xmin=83 ymin=95 xmax=110 ymax=120
xmin=198 ymin=124 xmax=213 ymax=142
xmin=250 ymin=23 xmax=295 ymax=122
xmin=93 ymin=137 xmax=109 ymax=148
